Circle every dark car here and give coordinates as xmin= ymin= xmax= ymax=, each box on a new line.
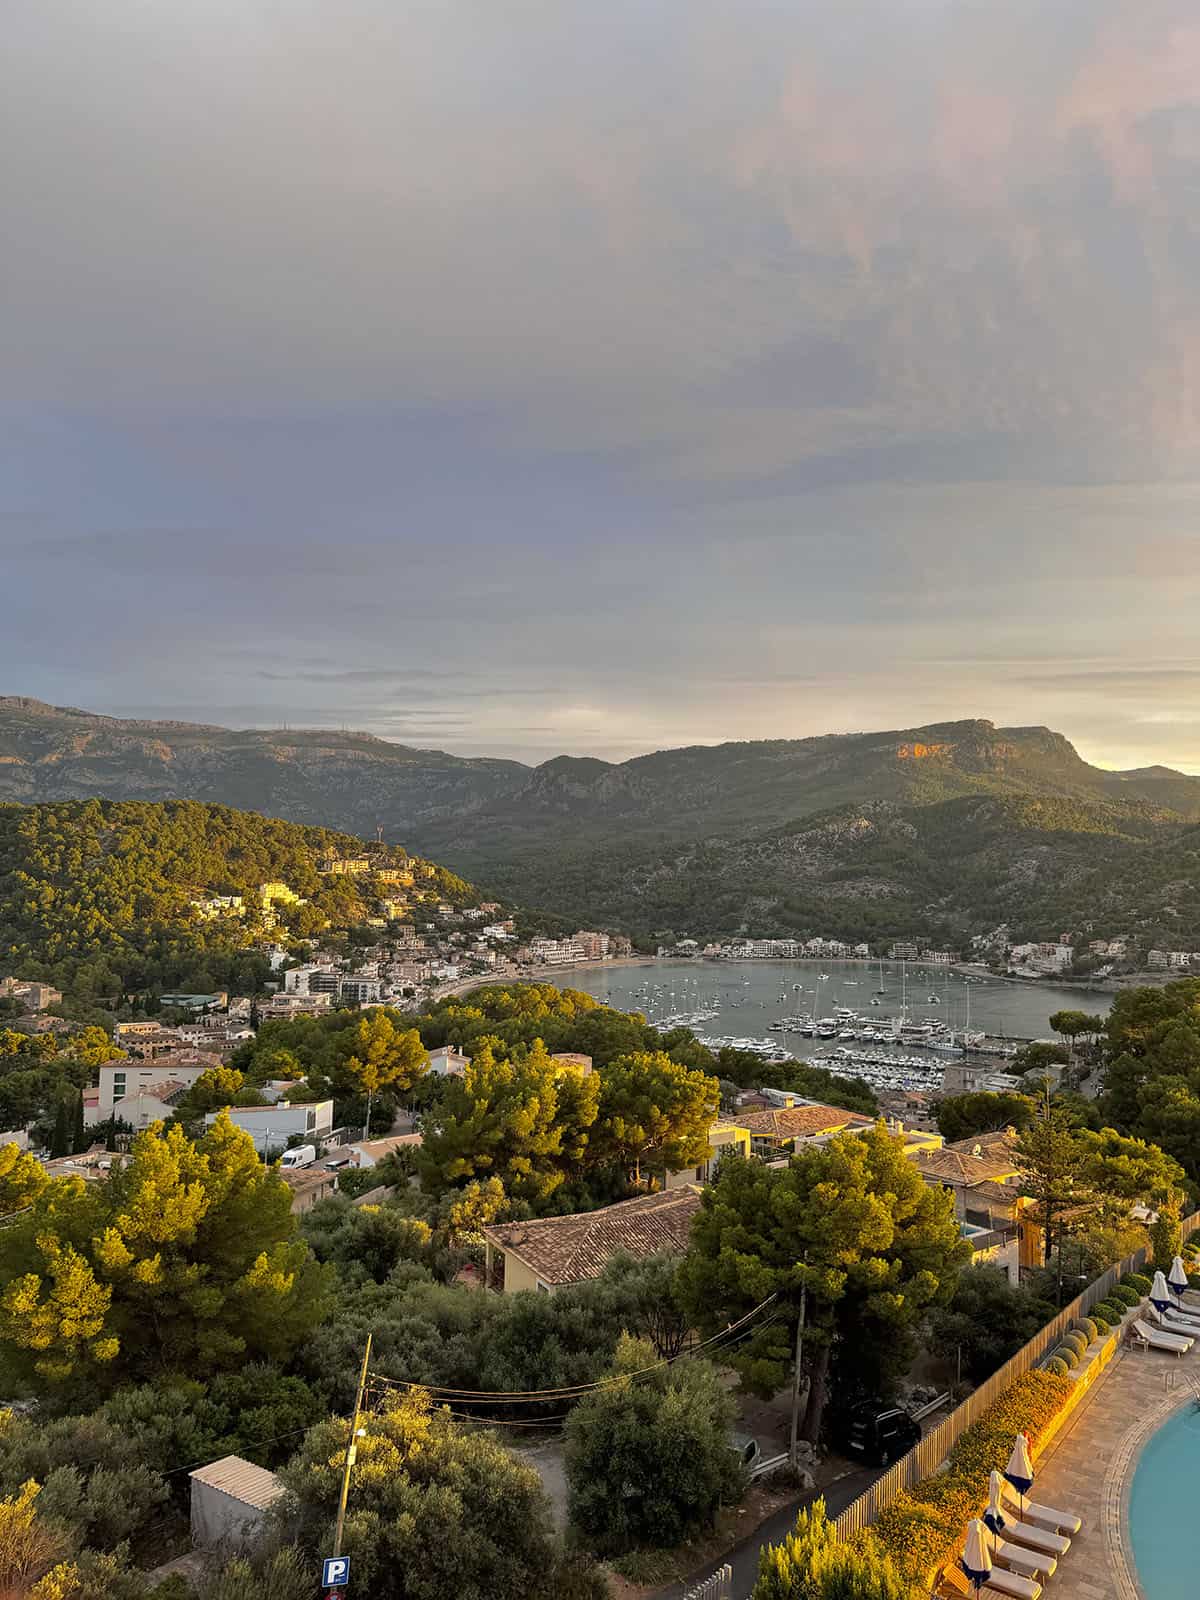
xmin=840 ymin=1400 xmax=921 ymax=1466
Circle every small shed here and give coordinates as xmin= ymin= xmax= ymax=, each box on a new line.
xmin=189 ymin=1455 xmax=285 ymax=1550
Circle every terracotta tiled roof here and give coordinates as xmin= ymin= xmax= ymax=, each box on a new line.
xmin=912 ymin=1130 xmax=1020 ymax=1187
xmin=482 ymin=1187 xmax=703 ymax=1286
xmin=735 ymin=1105 xmax=872 ymax=1141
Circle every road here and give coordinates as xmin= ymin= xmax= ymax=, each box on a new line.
xmin=648 ymin=1464 xmax=883 ymax=1600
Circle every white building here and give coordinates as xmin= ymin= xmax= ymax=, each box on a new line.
xmin=339 ymin=975 xmax=383 ymax=1004
xmin=282 ymin=965 xmax=339 ymax=996
xmin=428 ymin=1046 xmax=469 ymax=1078
xmin=93 ymin=1059 xmax=214 ymax=1124
xmin=204 ymin=1101 xmax=335 ymax=1156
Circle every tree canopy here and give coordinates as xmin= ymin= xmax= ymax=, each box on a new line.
xmin=679 ymin=1127 xmax=969 ymax=1440
xmin=0 ymin=1114 xmax=332 ymax=1392
xmin=278 ymin=1388 xmax=606 ymax=1600
xmin=564 ymin=1336 xmax=743 ymax=1554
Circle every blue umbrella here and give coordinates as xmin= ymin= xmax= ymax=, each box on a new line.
xmin=1004 ymin=1434 xmax=1033 ymax=1515
xmin=1151 ymin=1270 xmax=1172 ymax=1313
xmin=1169 ymin=1256 xmax=1190 ymax=1300
xmin=962 ymin=1519 xmax=993 ymax=1594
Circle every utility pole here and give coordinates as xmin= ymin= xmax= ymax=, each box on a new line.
xmin=332 ymin=1334 xmax=373 ymax=1565
xmin=788 ymin=1261 xmax=808 ymax=1467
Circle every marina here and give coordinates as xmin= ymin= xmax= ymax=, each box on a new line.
xmin=549 ymin=957 xmax=1112 ymax=1095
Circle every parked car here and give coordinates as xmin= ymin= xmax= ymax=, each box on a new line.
xmin=839 ymin=1401 xmax=921 ymax=1466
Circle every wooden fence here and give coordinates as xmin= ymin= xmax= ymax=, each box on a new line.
xmin=832 ymin=1211 xmax=1200 ymax=1541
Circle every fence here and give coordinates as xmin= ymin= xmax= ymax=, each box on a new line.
xmin=833 ymin=1210 xmax=1200 ymax=1541
xmin=683 ymin=1565 xmax=732 ymax=1600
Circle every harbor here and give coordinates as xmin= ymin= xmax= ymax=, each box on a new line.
xmin=549 ymin=957 xmax=1111 ymax=1096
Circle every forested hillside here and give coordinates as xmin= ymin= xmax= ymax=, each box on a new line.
xmin=4 ymin=701 xmax=1200 ymax=944
xmin=0 ymin=799 xmax=473 ymax=1004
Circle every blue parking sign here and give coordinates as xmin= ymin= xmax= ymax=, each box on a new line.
xmin=322 ymin=1555 xmax=350 ymax=1589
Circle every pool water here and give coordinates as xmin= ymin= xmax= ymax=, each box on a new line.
xmin=1128 ymin=1403 xmax=1200 ymax=1599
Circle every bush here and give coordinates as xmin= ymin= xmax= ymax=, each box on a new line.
xmin=868 ymin=1372 xmax=1073 ymax=1582
xmin=564 ymin=1338 xmax=744 ymax=1554
xmin=753 ymin=1501 xmax=913 ymax=1600
xmin=1123 ymin=1273 xmax=1152 ymax=1296
xmin=1073 ymin=1317 xmax=1097 ymax=1344
xmin=1111 ymin=1284 xmax=1140 ymax=1307
xmin=1052 ymin=1344 xmax=1079 ymax=1370
xmin=1091 ymin=1314 xmax=1111 ymax=1336
xmin=1045 ymin=1356 xmax=1070 ymax=1377
xmin=1061 ymin=1332 xmax=1087 ymax=1358
xmin=1094 ymin=1299 xmax=1125 ymax=1324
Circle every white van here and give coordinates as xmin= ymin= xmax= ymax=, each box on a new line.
xmin=279 ymin=1144 xmax=317 ymax=1170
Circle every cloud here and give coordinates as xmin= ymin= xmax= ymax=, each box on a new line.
xmin=3 ymin=2 xmax=1200 ymax=765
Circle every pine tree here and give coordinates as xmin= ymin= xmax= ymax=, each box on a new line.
xmin=71 ymin=1093 xmax=87 ymax=1154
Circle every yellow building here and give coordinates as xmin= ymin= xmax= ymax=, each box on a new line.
xmin=665 ymin=1121 xmax=752 ymax=1187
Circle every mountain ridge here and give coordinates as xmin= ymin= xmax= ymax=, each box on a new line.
xmin=3 ymin=698 xmax=1199 ymax=941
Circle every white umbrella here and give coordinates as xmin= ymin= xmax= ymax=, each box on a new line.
xmin=962 ymin=1519 xmax=994 ymax=1593
xmin=984 ymin=1469 xmax=1008 ymax=1534
xmin=1169 ymin=1256 xmax=1190 ymax=1299
xmin=1004 ymin=1433 xmax=1033 ymax=1513
xmin=1151 ymin=1270 xmax=1172 ymax=1312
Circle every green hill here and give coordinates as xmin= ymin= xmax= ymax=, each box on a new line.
xmin=0 ymin=799 xmax=475 ymax=1006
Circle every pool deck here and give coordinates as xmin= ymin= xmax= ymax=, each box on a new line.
xmin=1019 ymin=1332 xmax=1200 ymax=1600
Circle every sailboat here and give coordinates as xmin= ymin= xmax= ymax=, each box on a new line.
xmin=874 ymin=957 xmax=886 ymax=996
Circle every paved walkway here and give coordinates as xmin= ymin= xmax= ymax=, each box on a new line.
xmin=1021 ymin=1332 xmax=1200 ymax=1600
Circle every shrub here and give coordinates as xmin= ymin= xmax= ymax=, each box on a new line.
xmin=1052 ymin=1344 xmax=1079 ymax=1370
xmin=1122 ymin=1273 xmax=1152 ymax=1296
xmin=1045 ymin=1356 xmax=1070 ymax=1377
xmin=1061 ymin=1332 xmax=1087 ymax=1358
xmin=1091 ymin=1314 xmax=1110 ymax=1336
xmin=869 ymin=1371 xmax=1073 ymax=1583
xmin=1073 ymin=1317 xmax=1097 ymax=1344
xmin=753 ymin=1502 xmax=913 ymax=1600
xmin=1094 ymin=1299 xmax=1125 ymax=1324
xmin=1111 ymin=1284 xmax=1140 ymax=1307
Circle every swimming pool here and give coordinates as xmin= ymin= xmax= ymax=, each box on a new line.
xmin=1127 ymin=1402 xmax=1200 ymax=1599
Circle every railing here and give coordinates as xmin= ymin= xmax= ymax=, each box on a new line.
xmin=832 ymin=1210 xmax=1200 ymax=1541
xmin=683 ymin=1564 xmax=732 ymax=1600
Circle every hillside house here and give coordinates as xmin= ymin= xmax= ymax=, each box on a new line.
xmin=482 ymin=1186 xmax=703 ymax=1295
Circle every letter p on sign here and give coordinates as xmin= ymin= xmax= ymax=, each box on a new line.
xmin=322 ymin=1556 xmax=350 ymax=1589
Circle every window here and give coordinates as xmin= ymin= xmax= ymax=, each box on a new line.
xmin=112 ymin=1073 xmax=126 ymax=1102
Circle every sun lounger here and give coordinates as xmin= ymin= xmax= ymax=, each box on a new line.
xmin=1160 ymin=1308 xmax=1200 ymax=1334
xmin=994 ymin=1515 xmax=1070 ymax=1557
xmin=999 ymin=1482 xmax=1082 ymax=1535
xmin=985 ymin=1533 xmax=1057 ymax=1581
xmin=938 ymin=1563 xmax=1043 ymax=1600
xmin=1133 ymin=1318 xmax=1193 ymax=1355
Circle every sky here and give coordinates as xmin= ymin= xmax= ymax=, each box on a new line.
xmin=4 ymin=0 xmax=1200 ymax=769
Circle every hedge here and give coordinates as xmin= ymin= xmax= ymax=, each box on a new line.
xmin=1052 ymin=1343 xmax=1079 ymax=1370
xmin=1094 ymin=1299 xmax=1125 ymax=1324
xmin=1111 ymin=1284 xmax=1141 ymax=1308
xmin=1073 ymin=1317 xmax=1097 ymax=1344
xmin=865 ymin=1371 xmax=1074 ymax=1583
xmin=1122 ymin=1273 xmax=1152 ymax=1296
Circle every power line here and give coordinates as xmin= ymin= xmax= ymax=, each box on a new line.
xmin=364 ymin=1293 xmax=781 ymax=1404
